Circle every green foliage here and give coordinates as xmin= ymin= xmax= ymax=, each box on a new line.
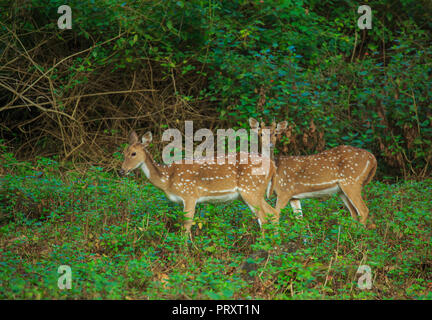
xmin=0 ymin=154 xmax=431 ymax=299
xmin=0 ymin=0 xmax=430 ymax=176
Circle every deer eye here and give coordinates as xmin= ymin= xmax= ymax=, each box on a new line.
xmin=131 ymin=152 xmax=136 ymax=157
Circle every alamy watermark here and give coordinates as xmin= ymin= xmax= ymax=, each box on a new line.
xmin=357 ymin=265 xmax=372 ymax=290
xmin=357 ymin=5 xmax=372 ymax=30
xmin=58 ymin=265 xmax=72 ymax=290
xmin=160 ymin=121 xmax=272 ymax=175
xmin=57 ymin=5 xmax=72 ymax=30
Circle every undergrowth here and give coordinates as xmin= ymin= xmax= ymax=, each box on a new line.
xmin=0 ymin=153 xmax=431 ymax=299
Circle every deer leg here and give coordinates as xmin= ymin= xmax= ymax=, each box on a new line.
xmin=261 ymin=198 xmax=279 ymax=224
xmin=290 ymin=199 xmax=311 ymax=244
xmin=339 ymin=184 xmax=371 ymax=227
xmin=340 ymin=193 xmax=359 ymax=221
xmin=182 ymin=199 xmax=196 ymax=234
xmin=240 ymin=191 xmax=268 ymax=229
xmin=290 ymin=199 xmax=303 ymax=218
xmin=275 ymin=194 xmax=291 ymax=213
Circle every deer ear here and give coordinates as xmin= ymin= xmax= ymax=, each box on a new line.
xmin=129 ymin=131 xmax=139 ymax=144
xmin=277 ymin=121 xmax=288 ymax=131
xmin=249 ymin=117 xmax=259 ymax=130
xmin=142 ymin=131 xmax=153 ymax=145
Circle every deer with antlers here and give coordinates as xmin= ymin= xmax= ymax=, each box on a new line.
xmin=119 ymin=131 xmax=279 ymax=235
xmin=249 ymin=118 xmax=377 ymax=228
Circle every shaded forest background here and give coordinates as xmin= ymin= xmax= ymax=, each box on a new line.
xmin=0 ymin=0 xmax=431 ymax=178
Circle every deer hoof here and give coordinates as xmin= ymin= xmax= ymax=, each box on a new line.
xmin=367 ymin=223 xmax=377 ymax=230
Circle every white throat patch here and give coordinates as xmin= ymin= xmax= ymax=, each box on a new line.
xmin=140 ymin=162 xmax=150 ymax=179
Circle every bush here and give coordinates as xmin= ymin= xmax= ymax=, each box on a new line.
xmin=0 ymin=0 xmax=430 ymax=177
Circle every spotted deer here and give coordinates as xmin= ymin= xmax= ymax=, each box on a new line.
xmin=119 ymin=131 xmax=279 ymax=234
xmin=249 ymin=118 xmax=377 ymax=228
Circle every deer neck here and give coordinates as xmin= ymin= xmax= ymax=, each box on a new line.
xmin=270 ymin=146 xmax=275 ymax=161
xmin=140 ymin=149 xmax=168 ymax=190
xmin=261 ymin=144 xmax=275 ymax=161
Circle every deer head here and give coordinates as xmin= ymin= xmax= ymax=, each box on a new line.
xmin=249 ymin=117 xmax=288 ymax=156
xmin=119 ymin=131 xmax=153 ymax=176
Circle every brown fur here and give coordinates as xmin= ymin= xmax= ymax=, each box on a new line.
xmin=249 ymin=119 xmax=377 ymax=228
xmin=120 ymin=131 xmax=279 ymax=235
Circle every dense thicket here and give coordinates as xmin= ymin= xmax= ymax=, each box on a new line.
xmin=0 ymin=0 xmax=431 ymax=177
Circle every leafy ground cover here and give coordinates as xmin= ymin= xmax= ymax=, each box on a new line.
xmin=0 ymin=153 xmax=431 ymax=299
